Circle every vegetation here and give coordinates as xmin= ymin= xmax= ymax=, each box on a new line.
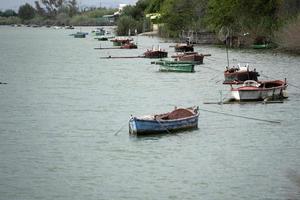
xmin=18 ymin=3 xmax=36 ymax=21
xmin=114 ymin=0 xmax=300 ymax=53
xmin=0 ymin=0 xmax=116 ymax=26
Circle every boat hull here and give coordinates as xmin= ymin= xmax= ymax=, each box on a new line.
xmin=231 ymin=81 xmax=287 ymax=101
xmin=159 ymin=64 xmax=195 ymax=72
xmin=129 ymin=114 xmax=199 ymax=135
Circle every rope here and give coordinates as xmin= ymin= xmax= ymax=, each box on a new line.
xmin=156 ymin=119 xmax=172 ymax=134
xmin=114 ymin=123 xmax=128 ymax=136
xmin=198 ymin=108 xmax=281 ymax=124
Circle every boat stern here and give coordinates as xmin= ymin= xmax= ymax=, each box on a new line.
xmin=129 ymin=117 xmax=137 ymax=134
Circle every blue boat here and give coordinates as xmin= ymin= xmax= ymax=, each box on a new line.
xmin=129 ymin=107 xmax=199 ymax=135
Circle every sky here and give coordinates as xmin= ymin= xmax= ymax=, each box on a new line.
xmin=0 ymin=0 xmax=138 ymax=10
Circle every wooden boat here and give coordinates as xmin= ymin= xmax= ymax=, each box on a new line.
xmin=73 ymin=32 xmax=87 ymax=38
xmin=223 ymin=65 xmax=260 ymax=84
xmin=144 ymin=47 xmax=168 ymax=58
xmin=172 ymin=52 xmax=204 ymax=64
xmin=110 ymin=38 xmax=133 ymax=46
xmin=129 ymin=107 xmax=199 ymax=135
xmin=158 ymin=61 xmax=195 ymax=72
xmin=92 ymin=28 xmax=105 ymax=36
xmin=120 ymin=42 xmax=138 ymax=49
xmin=175 ymin=43 xmax=194 ymax=52
xmin=230 ymin=80 xmax=288 ymax=101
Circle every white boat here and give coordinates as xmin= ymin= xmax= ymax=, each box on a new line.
xmin=231 ymin=80 xmax=288 ymax=101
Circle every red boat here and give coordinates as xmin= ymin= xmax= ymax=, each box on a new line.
xmin=120 ymin=42 xmax=138 ymax=49
xmin=172 ymin=52 xmax=204 ymax=64
xmin=223 ymin=65 xmax=260 ymax=84
xmin=174 ymin=43 xmax=194 ymax=52
xmin=110 ymin=38 xmax=133 ymax=46
xmin=144 ymin=47 xmax=168 ymax=58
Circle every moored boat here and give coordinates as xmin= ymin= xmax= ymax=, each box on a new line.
xmin=172 ymin=52 xmax=204 ymax=64
xmin=174 ymin=43 xmax=194 ymax=52
xmin=129 ymin=107 xmax=199 ymax=135
xmin=120 ymin=42 xmax=138 ymax=49
xmin=230 ymin=80 xmax=288 ymax=101
xmin=223 ymin=65 xmax=260 ymax=84
xmin=73 ymin=32 xmax=87 ymax=38
xmin=110 ymin=38 xmax=133 ymax=46
xmin=144 ymin=47 xmax=168 ymax=58
xmin=158 ymin=61 xmax=195 ymax=72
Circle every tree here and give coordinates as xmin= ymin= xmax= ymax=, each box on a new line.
xmin=18 ymin=3 xmax=36 ymax=20
xmin=34 ymin=0 xmax=66 ymax=18
xmin=67 ymin=0 xmax=78 ymax=17
xmin=2 ymin=9 xmax=17 ymax=17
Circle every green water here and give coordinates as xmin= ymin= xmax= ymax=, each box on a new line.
xmin=0 ymin=26 xmax=300 ymax=200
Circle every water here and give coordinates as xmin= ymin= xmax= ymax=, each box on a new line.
xmin=0 ymin=26 xmax=300 ymax=200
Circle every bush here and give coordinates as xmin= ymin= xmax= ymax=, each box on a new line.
xmin=0 ymin=16 xmax=21 ymax=25
xmin=116 ymin=15 xmax=137 ymax=35
xmin=69 ymin=15 xmax=97 ymax=26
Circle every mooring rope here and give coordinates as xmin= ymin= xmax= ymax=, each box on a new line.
xmin=198 ymin=108 xmax=281 ymax=124
xmin=114 ymin=123 xmax=128 ymax=136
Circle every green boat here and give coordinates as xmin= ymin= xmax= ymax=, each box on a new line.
xmin=158 ymin=62 xmax=195 ymax=73
xmin=73 ymin=32 xmax=87 ymax=38
xmin=152 ymin=60 xmax=196 ymax=65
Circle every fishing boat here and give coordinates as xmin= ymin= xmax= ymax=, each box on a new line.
xmin=158 ymin=61 xmax=195 ymax=72
xmin=129 ymin=107 xmax=199 ymax=135
xmin=110 ymin=38 xmax=133 ymax=46
xmin=230 ymin=79 xmax=288 ymax=101
xmin=120 ymin=42 xmax=138 ymax=49
xmin=73 ymin=32 xmax=87 ymax=38
xmin=251 ymin=43 xmax=271 ymax=49
xmin=172 ymin=52 xmax=204 ymax=64
xmin=223 ymin=65 xmax=260 ymax=84
xmin=144 ymin=47 xmax=168 ymax=58
xmin=174 ymin=43 xmax=194 ymax=52
xmin=91 ymin=27 xmax=105 ymax=36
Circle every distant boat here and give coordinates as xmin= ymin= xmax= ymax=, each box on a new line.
xmin=110 ymin=38 xmax=133 ymax=46
xmin=158 ymin=61 xmax=195 ymax=72
xmin=175 ymin=43 xmax=194 ymax=52
xmin=120 ymin=42 xmax=138 ymax=49
xmin=73 ymin=32 xmax=88 ymax=38
xmin=172 ymin=52 xmax=204 ymax=64
xmin=144 ymin=47 xmax=168 ymax=58
xmin=230 ymin=80 xmax=288 ymax=101
xmin=65 ymin=25 xmax=74 ymax=29
xmin=223 ymin=65 xmax=260 ymax=84
xmin=92 ymin=27 xmax=105 ymax=36
xmin=129 ymin=107 xmax=199 ymax=135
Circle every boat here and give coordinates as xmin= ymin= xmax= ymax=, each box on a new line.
xmin=92 ymin=27 xmax=106 ymax=36
xmin=144 ymin=47 xmax=168 ymax=58
xmin=174 ymin=43 xmax=194 ymax=52
xmin=172 ymin=52 xmax=204 ymax=64
xmin=158 ymin=61 xmax=195 ymax=72
xmin=129 ymin=107 xmax=199 ymax=135
xmin=120 ymin=42 xmax=138 ymax=49
xmin=65 ymin=25 xmax=74 ymax=29
xmin=73 ymin=32 xmax=87 ymax=38
xmin=110 ymin=38 xmax=133 ymax=46
xmin=223 ymin=65 xmax=260 ymax=84
xmin=230 ymin=79 xmax=288 ymax=101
